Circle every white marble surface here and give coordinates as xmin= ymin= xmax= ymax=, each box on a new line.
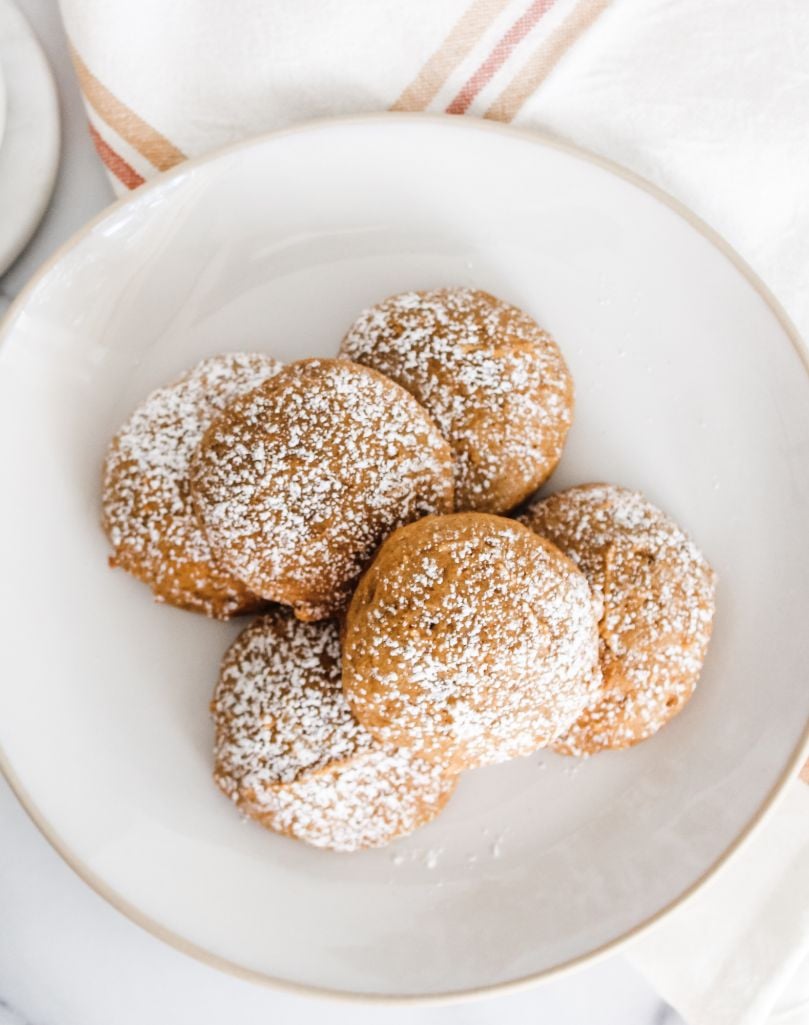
xmin=0 ymin=2 xmax=679 ymax=1022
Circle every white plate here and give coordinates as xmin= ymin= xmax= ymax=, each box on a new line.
xmin=0 ymin=0 xmax=60 ymax=275
xmin=1 ymin=115 xmax=808 ymax=1001
xmin=0 ymin=54 xmax=7 ymax=148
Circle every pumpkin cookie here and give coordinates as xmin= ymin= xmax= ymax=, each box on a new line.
xmin=102 ymin=353 xmax=281 ymax=618
xmin=340 ymin=288 xmax=573 ymax=513
xmin=212 ymin=612 xmax=457 ymax=851
xmin=342 ymin=513 xmax=601 ymax=772
xmin=191 ymin=358 xmax=454 ymax=620
xmin=521 ymin=483 xmax=716 ymax=755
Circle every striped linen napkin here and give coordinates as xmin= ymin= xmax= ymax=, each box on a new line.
xmin=56 ymin=0 xmax=809 ymax=1020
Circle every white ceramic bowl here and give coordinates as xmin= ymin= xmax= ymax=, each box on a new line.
xmin=1 ymin=115 xmax=808 ymax=1000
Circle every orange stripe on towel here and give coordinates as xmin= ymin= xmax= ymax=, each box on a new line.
xmin=88 ymin=122 xmax=145 ymax=190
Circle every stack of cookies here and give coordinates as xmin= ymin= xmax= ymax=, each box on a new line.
xmin=102 ymin=288 xmax=716 ymax=852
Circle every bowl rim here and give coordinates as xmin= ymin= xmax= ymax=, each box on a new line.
xmin=1 ymin=111 xmax=808 ymax=1004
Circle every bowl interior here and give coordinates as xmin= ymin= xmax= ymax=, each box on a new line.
xmin=1 ymin=117 xmax=808 ymax=997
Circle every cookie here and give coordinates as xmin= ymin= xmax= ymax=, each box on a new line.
xmin=190 ymin=358 xmax=454 ymax=620
xmin=212 ymin=612 xmax=457 ymax=851
xmin=102 ymin=353 xmax=281 ymax=618
xmin=342 ymin=512 xmax=601 ymax=771
xmin=521 ymin=483 xmax=716 ymax=754
xmin=340 ymin=288 xmax=573 ymax=513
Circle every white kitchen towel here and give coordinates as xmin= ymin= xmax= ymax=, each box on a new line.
xmin=54 ymin=0 xmax=809 ymax=1021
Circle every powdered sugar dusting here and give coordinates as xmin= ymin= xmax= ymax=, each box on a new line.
xmin=521 ymin=483 xmax=716 ymax=755
xmin=343 ymin=513 xmax=602 ymax=771
xmin=253 ymin=749 xmax=456 ymax=853
xmin=191 ymin=359 xmax=454 ymax=619
xmin=214 ymin=613 xmax=368 ymax=785
xmin=102 ymin=353 xmax=281 ymax=618
xmin=340 ymin=288 xmax=573 ymax=513
xmin=213 ymin=612 xmax=457 ymax=851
